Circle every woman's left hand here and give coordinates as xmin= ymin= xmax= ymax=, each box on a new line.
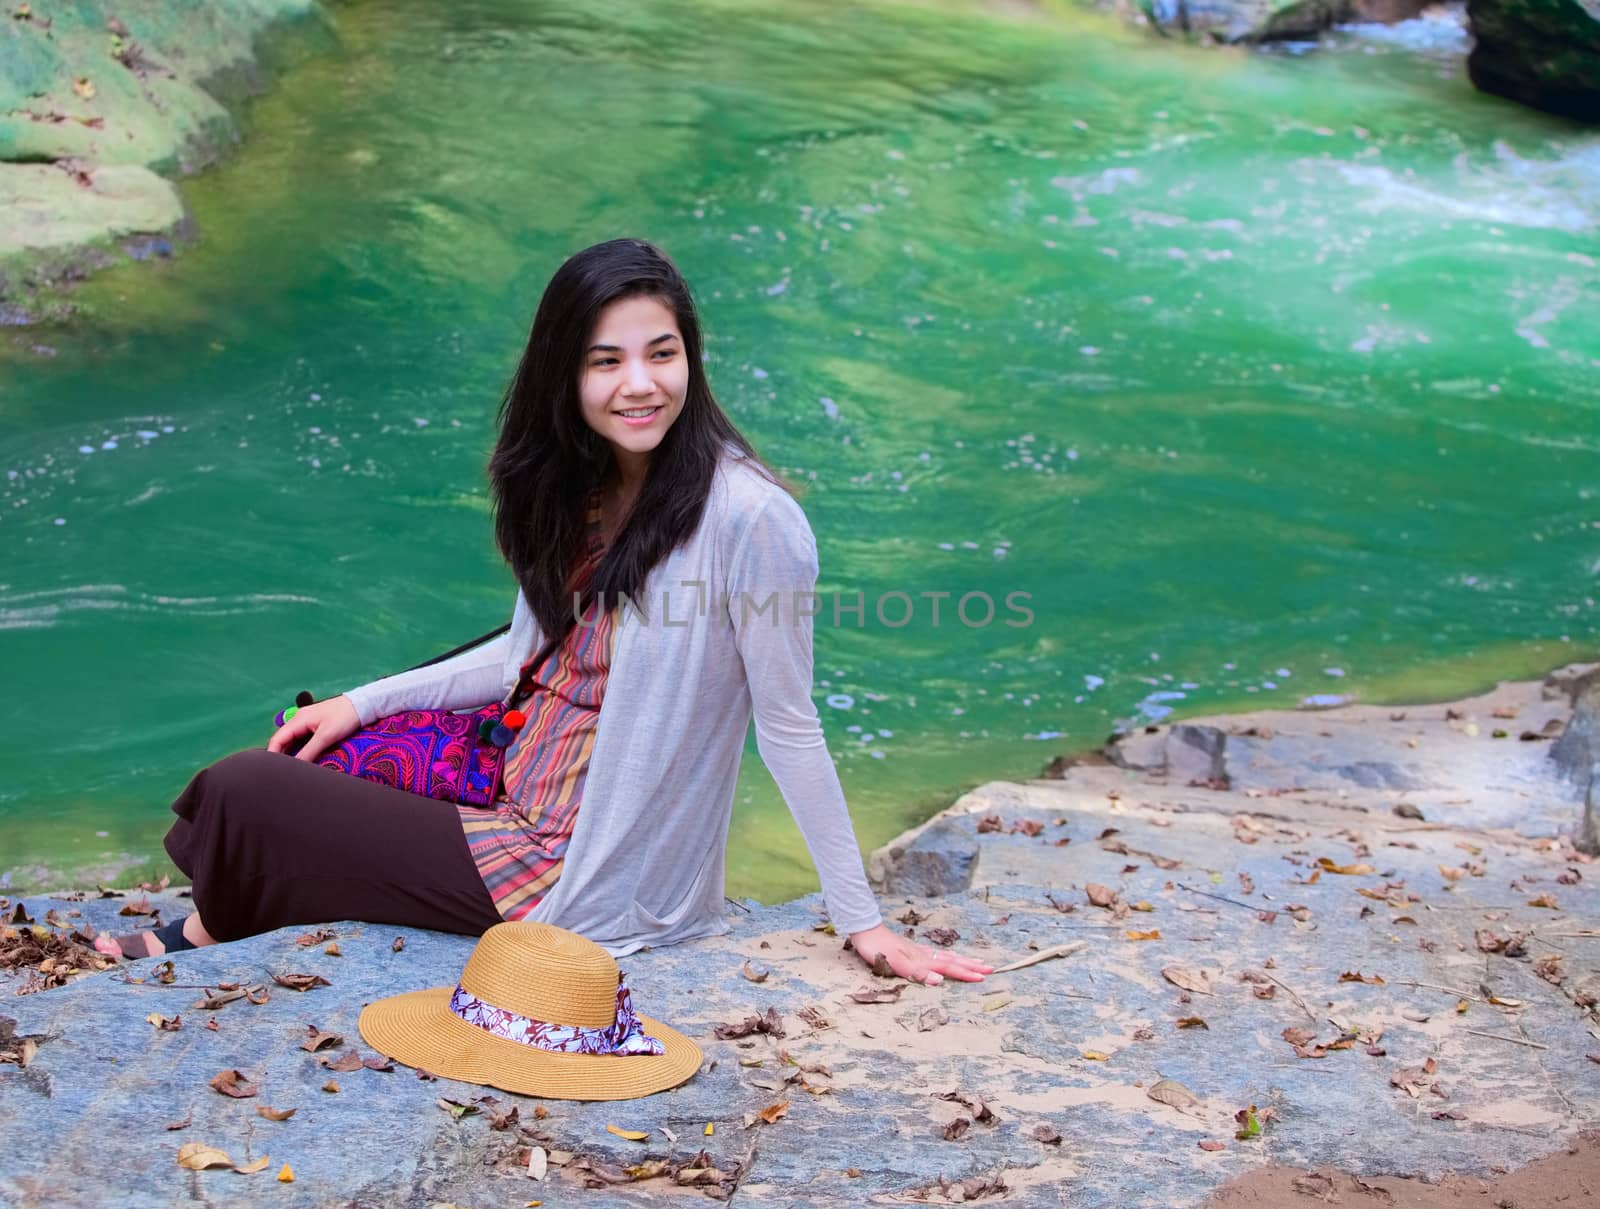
xmin=847 ymin=923 xmax=993 ymax=986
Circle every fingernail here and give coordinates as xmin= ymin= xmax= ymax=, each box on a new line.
xmin=926 ymin=973 xmax=944 ymax=986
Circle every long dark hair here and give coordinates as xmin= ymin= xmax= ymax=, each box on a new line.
xmin=489 ymin=238 xmax=778 ymax=639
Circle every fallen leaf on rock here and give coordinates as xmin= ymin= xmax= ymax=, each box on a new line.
xmin=1291 ymin=1172 xmax=1334 ymax=1199
xmin=1234 ymin=1105 xmax=1263 ymax=1141
xmin=299 ymin=1026 xmax=343 ymax=1052
xmin=437 ymin=1097 xmax=479 ymax=1119
xmin=1086 ymin=884 xmax=1118 ymax=908
xmin=917 ymin=1007 xmax=948 ymax=1032
xmin=1339 ymin=971 xmax=1385 ymax=985
xmin=714 ymin=1007 xmax=786 ymax=1039
xmin=942 ymin=1117 xmax=971 ymax=1141
xmin=1045 ymin=892 xmax=1076 ymax=914
xmin=272 ymin=973 xmax=330 ymax=992
xmin=1317 ymin=858 xmax=1375 ymax=876
xmin=1146 ymin=1079 xmax=1201 ymax=1114
xmin=1199 ymin=1140 xmax=1226 ymax=1152
xmin=1162 ymin=966 xmax=1213 ymax=995
xmin=982 ymin=998 xmax=1013 ymax=1012
xmin=294 ymin=929 xmax=335 ymax=947
xmin=1082 ymin=1049 xmax=1110 ymax=1060
xmin=165 ymin=1112 xmax=192 ymax=1132
xmin=146 ymin=1012 xmax=181 ymax=1031
xmin=1431 ymin=1109 xmax=1466 ymax=1121
xmin=1012 ymin=819 xmax=1044 ymax=837
xmin=1557 ymin=869 xmax=1582 ymax=886
xmin=849 ymin=985 xmax=905 ymax=1004
xmin=245 ymin=986 xmax=270 ymax=1005
xmin=1533 ymin=955 xmax=1564 ymax=984
xmin=1527 ymin=894 xmax=1559 ymax=910
xmin=321 ymin=1050 xmax=363 ymax=1073
xmin=1438 ymin=865 xmax=1466 ymax=882
xmin=257 ymin=1105 xmax=296 ymax=1122
xmin=740 ymin=960 xmax=769 ymax=983
xmin=869 ymin=953 xmax=894 ymax=978
xmin=209 ymin=1069 xmax=258 ymax=1099
xmin=937 ymin=1090 xmax=997 ymax=1123
xmin=1176 ymin=1017 xmax=1209 ymax=1030
xmin=277 ymin=1164 xmax=294 ymax=1183
xmin=1252 ymin=984 xmax=1276 ymax=1000
xmin=1127 ymin=929 xmax=1161 ymax=941
xmin=756 ymin=1101 xmax=789 ymax=1125
xmin=1130 ymin=900 xmax=1155 ymax=912
xmin=924 ymin=927 xmax=959 ymax=947
xmin=118 ymin=897 xmax=155 ymax=917
xmin=1282 ymin=1027 xmax=1318 ymax=1048
xmin=322 ymin=1080 xmax=339 ymax=1093
xmin=233 ymin=1156 xmax=271 ymax=1175
xmin=605 ymin=1123 xmax=648 ymax=1141
xmin=362 ymin=1054 xmax=394 ymax=1071
xmin=392 ymin=936 xmax=405 ymax=952
xmin=977 ymin=815 xmax=1003 ymax=833
xmin=797 ymin=1006 xmax=832 ymax=1031
xmin=152 ymin=959 xmax=175 ymax=984
xmin=1390 ymin=1057 xmax=1441 ymax=1099
xmin=176 ymin=1143 xmax=235 ymax=1171
xmin=1032 ymin=1123 xmax=1062 ymax=1145
xmin=323 ymin=942 xmax=342 ymax=957
xmin=204 ymin=1019 xmax=219 ymax=1032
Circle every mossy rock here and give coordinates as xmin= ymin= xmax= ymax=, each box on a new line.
xmin=1468 ymin=0 xmax=1600 ymax=122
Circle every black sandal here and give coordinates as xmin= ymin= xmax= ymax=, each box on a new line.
xmin=105 ymin=916 xmax=196 ymax=959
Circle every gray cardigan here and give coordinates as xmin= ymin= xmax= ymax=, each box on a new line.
xmin=344 ymin=453 xmax=883 ymax=954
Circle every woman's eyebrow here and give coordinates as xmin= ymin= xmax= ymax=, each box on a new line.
xmin=586 ymin=333 xmax=680 ymax=354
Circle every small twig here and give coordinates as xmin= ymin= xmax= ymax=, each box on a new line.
xmin=1262 ymin=971 xmax=1317 ymax=1024
xmin=992 ymin=941 xmax=1086 ymax=974
xmin=1545 ymin=931 xmax=1600 ymax=939
xmin=724 ymin=897 xmax=752 ymax=914
xmin=1176 ymin=883 xmax=1260 ymax=914
xmin=1462 ymin=1029 xmax=1548 ymax=1051
xmin=1396 ymin=980 xmax=1482 ymax=1002
xmin=110 ymin=976 xmax=222 ymax=991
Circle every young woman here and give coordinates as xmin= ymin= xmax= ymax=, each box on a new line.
xmin=97 ymin=239 xmax=990 ymax=988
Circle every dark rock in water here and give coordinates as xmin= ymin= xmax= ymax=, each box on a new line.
xmin=1467 ymin=0 xmax=1600 ymax=123
xmin=873 ymin=817 xmax=979 ymax=896
xmin=1139 ymin=0 xmax=1430 ymax=43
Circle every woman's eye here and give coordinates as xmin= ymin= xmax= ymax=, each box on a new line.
xmin=653 ymin=348 xmax=677 ymax=359
xmin=592 ymin=357 xmax=618 ymax=367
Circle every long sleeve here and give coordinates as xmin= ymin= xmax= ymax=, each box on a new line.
xmin=726 ymin=493 xmax=882 ymax=935
xmin=342 ymin=592 xmax=528 ymax=726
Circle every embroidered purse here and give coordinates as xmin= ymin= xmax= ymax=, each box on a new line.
xmin=276 ymin=625 xmax=567 ymax=808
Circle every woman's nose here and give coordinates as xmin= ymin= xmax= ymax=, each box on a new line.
xmin=623 ymin=360 xmax=654 ymax=395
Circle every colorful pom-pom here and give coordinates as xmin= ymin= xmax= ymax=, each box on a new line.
xmin=488 ymin=724 xmax=514 ymax=748
xmin=478 ymin=718 xmax=497 ymax=743
xmin=273 ymin=709 xmax=287 ymax=728
xmin=283 ymin=705 xmax=299 ymax=723
xmin=295 ymin=690 xmax=315 ymax=709
xmin=503 ymin=709 xmax=527 ymax=730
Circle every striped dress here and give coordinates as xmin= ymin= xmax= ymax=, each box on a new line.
xmin=457 ymin=498 xmax=615 ymax=921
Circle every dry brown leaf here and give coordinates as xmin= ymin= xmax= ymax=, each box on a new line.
xmin=233 ymin=1156 xmax=271 ymax=1175
xmin=299 ymin=1026 xmax=344 ymax=1052
xmin=1317 ymin=858 xmax=1375 ymax=876
xmin=321 ymin=1080 xmax=339 ymax=1093
xmin=1161 ymin=966 xmax=1213 ymax=995
xmin=1338 ymin=970 xmax=1385 ymax=985
xmin=923 ymin=927 xmax=960 ymax=947
xmin=917 ymin=1007 xmax=949 ymax=1032
xmin=294 ymin=929 xmax=335 ymax=947
xmin=1198 ymin=1140 xmax=1226 ymax=1152
xmin=741 ymin=960 xmax=769 ymax=983
xmin=209 ymin=1069 xmax=258 ymax=1099
xmin=1085 ymin=883 xmax=1118 ymax=908
xmin=146 ymin=1012 xmax=181 ymax=1031
xmin=257 ymin=1105 xmax=296 ymax=1122
xmin=272 ymin=972 xmax=331 ymax=992
xmin=605 ymin=1124 xmax=648 ymax=1141
xmin=756 ymin=1101 xmax=789 ymax=1125
xmin=277 ymin=1164 xmax=294 ymax=1183
xmin=1032 ymin=1122 xmax=1062 ymax=1145
xmin=1146 ymin=1078 xmax=1201 ymax=1114
xmin=176 ymin=1143 xmax=235 ymax=1171
xmin=942 ymin=1117 xmax=971 ymax=1141
xmin=165 ymin=1112 xmax=192 ymax=1132
xmin=1126 ymin=929 xmax=1161 ymax=941
xmin=1176 ymin=1016 xmax=1209 ymax=1029
xmin=1527 ymin=894 xmax=1559 ymax=909
xmin=848 ymin=984 xmax=905 ymax=1004
xmin=1081 ymin=1049 xmax=1110 ymax=1060
xmin=321 ymin=1050 xmax=363 ymax=1073
xmin=323 ymin=942 xmax=342 ymax=957
xmin=362 ymin=1054 xmax=394 ymax=1071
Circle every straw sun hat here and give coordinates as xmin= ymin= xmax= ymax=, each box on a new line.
xmin=358 ymin=922 xmax=702 ymax=1101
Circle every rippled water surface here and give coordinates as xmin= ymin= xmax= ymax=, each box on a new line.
xmin=2 ymin=0 xmax=1597 ymax=897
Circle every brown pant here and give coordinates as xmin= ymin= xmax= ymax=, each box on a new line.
xmin=164 ymin=748 xmax=502 ymax=943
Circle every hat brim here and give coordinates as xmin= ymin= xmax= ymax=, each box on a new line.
xmin=358 ymin=988 xmax=703 ymax=1102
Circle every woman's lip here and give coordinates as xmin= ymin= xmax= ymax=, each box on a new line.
xmin=616 ymin=405 xmax=663 ymax=426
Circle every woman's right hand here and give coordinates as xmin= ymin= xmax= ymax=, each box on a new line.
xmin=267 ymin=694 xmax=361 ymax=762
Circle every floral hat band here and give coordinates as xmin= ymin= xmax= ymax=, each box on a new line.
xmin=448 ymin=974 xmax=666 ymax=1057
xmin=358 ymin=922 xmax=701 ymax=1101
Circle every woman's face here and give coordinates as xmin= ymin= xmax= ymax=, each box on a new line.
xmin=579 ymin=295 xmax=688 ymax=478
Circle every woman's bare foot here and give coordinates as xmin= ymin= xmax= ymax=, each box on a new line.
xmin=93 ymin=912 xmax=215 ymax=959
xmin=93 ymin=929 xmax=165 ymax=959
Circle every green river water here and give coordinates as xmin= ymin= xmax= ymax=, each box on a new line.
xmin=2 ymin=0 xmax=1597 ymax=901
